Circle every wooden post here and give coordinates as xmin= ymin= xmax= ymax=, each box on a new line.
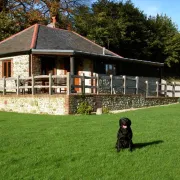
xmin=156 ymin=81 xmax=159 ymax=97
xmin=70 ymin=56 xmax=75 ymax=93
xmin=123 ymin=75 xmax=126 ymax=95
xmin=49 ymin=73 xmax=52 ymax=95
xmin=110 ymin=74 xmax=113 ymax=94
xmin=66 ymin=72 xmax=70 ymax=95
xmin=32 ymin=74 xmax=35 ymax=95
xmin=82 ymin=73 xmax=85 ymax=94
xmin=145 ymin=80 xmax=148 ymax=97
xmin=16 ymin=75 xmax=20 ymax=95
xmin=96 ymin=74 xmax=99 ymax=95
xmin=135 ymin=76 xmax=139 ymax=94
xmin=3 ymin=76 xmax=6 ymax=95
xmin=165 ymin=82 xmax=167 ymax=97
xmin=172 ymin=82 xmax=175 ymax=97
xmin=92 ymin=73 xmax=95 ymax=94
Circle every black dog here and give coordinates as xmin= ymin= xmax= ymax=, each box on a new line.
xmin=115 ymin=117 xmax=133 ymax=152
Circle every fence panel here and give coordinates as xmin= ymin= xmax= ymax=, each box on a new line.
xmin=98 ymin=74 xmax=111 ymax=94
xmin=126 ymin=76 xmax=136 ymax=94
xmin=112 ymin=75 xmax=124 ymax=94
xmin=138 ymin=79 xmax=146 ymax=95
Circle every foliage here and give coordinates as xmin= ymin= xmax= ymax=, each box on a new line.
xmin=0 ymin=11 xmax=20 ymax=41
xmin=1 ymin=0 xmax=180 ymax=76
xmin=0 ymin=0 xmax=8 ymax=12
xmin=164 ymin=33 xmax=180 ymax=67
xmin=178 ymin=97 xmax=180 ymax=103
xmin=77 ymin=101 xmax=93 ymax=114
xmin=74 ymin=0 xmax=180 ymax=75
xmin=1 ymin=104 xmax=180 ymax=179
xmin=1 ymin=0 xmax=85 ymax=29
xmin=102 ymin=106 xmax=109 ymax=114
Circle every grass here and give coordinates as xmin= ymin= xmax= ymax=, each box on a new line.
xmin=0 ymin=104 xmax=180 ymax=180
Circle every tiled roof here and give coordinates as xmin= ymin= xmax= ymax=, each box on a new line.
xmin=0 ymin=24 xmax=120 ymax=57
xmin=0 ymin=26 xmax=35 ymax=55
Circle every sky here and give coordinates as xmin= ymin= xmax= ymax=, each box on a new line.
xmin=131 ymin=0 xmax=180 ymax=30
xmin=90 ymin=0 xmax=180 ymax=30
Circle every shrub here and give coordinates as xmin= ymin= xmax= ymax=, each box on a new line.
xmin=102 ymin=107 xmax=110 ymax=114
xmin=178 ymin=98 xmax=180 ymax=103
xmin=77 ymin=101 xmax=93 ymax=115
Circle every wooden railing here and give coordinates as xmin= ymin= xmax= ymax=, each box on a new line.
xmin=0 ymin=73 xmax=179 ymax=97
xmin=0 ymin=73 xmax=70 ymax=95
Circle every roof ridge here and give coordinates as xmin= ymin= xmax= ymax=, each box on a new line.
xmin=0 ymin=24 xmax=36 ymax=45
xmin=30 ymin=24 xmax=39 ymax=49
xmin=32 ymin=24 xmax=123 ymax=57
xmin=38 ymin=23 xmax=70 ymax=32
xmin=71 ymin=30 xmax=123 ymax=57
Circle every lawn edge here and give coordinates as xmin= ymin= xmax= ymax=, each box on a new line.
xmin=110 ymin=102 xmax=179 ymax=114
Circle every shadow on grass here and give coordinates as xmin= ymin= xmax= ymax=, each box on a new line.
xmin=134 ymin=140 xmax=164 ymax=149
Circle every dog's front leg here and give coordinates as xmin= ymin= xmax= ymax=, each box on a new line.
xmin=129 ymin=140 xmax=133 ymax=152
xmin=117 ymin=140 xmax=121 ymax=152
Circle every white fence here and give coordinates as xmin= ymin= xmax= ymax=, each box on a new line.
xmin=161 ymin=79 xmax=180 ymax=97
xmin=0 ymin=73 xmax=179 ymax=97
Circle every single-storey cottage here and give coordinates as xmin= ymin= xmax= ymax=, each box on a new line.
xmin=0 ymin=23 xmax=163 ymax=94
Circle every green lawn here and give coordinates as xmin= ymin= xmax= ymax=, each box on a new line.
xmin=0 ymin=104 xmax=180 ymax=180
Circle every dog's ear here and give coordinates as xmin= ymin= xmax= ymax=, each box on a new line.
xmin=119 ymin=117 xmax=132 ymax=126
xmin=127 ymin=118 xmax=131 ymax=126
xmin=125 ymin=118 xmax=131 ymax=126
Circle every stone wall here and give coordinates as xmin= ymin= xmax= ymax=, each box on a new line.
xmin=13 ymin=55 xmax=29 ymax=77
xmin=0 ymin=95 xmax=69 ymax=115
xmin=0 ymin=55 xmax=30 ymax=92
xmin=69 ymin=94 xmax=179 ymax=114
xmin=0 ymin=94 xmax=178 ymax=115
xmin=0 ymin=55 xmax=29 ymax=78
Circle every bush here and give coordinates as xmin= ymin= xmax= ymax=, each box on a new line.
xmin=77 ymin=101 xmax=93 ymax=115
xmin=102 ymin=107 xmax=110 ymax=114
xmin=178 ymin=98 xmax=180 ymax=103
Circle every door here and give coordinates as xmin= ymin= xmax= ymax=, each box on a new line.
xmin=41 ymin=57 xmax=56 ymax=75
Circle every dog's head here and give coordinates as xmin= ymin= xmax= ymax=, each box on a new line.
xmin=119 ymin=117 xmax=131 ymax=129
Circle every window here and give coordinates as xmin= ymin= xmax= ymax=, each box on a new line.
xmin=105 ymin=64 xmax=116 ymax=75
xmin=2 ymin=60 xmax=12 ymax=77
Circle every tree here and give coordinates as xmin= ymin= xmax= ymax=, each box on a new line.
xmin=0 ymin=0 xmax=85 ymax=30
xmin=0 ymin=11 xmax=20 ymax=41
xmin=0 ymin=0 xmax=8 ymax=12
xmin=74 ymin=0 xmax=149 ymax=59
xmin=74 ymin=0 xmax=180 ymax=68
xmin=0 ymin=0 xmax=86 ymax=40
xmin=164 ymin=33 xmax=180 ymax=67
xmin=146 ymin=14 xmax=178 ymax=63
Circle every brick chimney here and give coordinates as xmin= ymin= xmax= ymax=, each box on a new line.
xmin=52 ymin=16 xmax=56 ymax=27
xmin=47 ymin=16 xmax=56 ymax=28
xmin=67 ymin=23 xmax=72 ymax=31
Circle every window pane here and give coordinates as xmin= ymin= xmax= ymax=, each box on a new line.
xmin=3 ymin=62 xmax=7 ymax=77
xmin=105 ymin=64 xmax=116 ymax=75
xmin=2 ymin=61 xmax=11 ymax=77
xmin=105 ymin=64 xmax=108 ymax=72
xmin=8 ymin=62 xmax=11 ymax=77
xmin=109 ymin=64 xmax=112 ymax=70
